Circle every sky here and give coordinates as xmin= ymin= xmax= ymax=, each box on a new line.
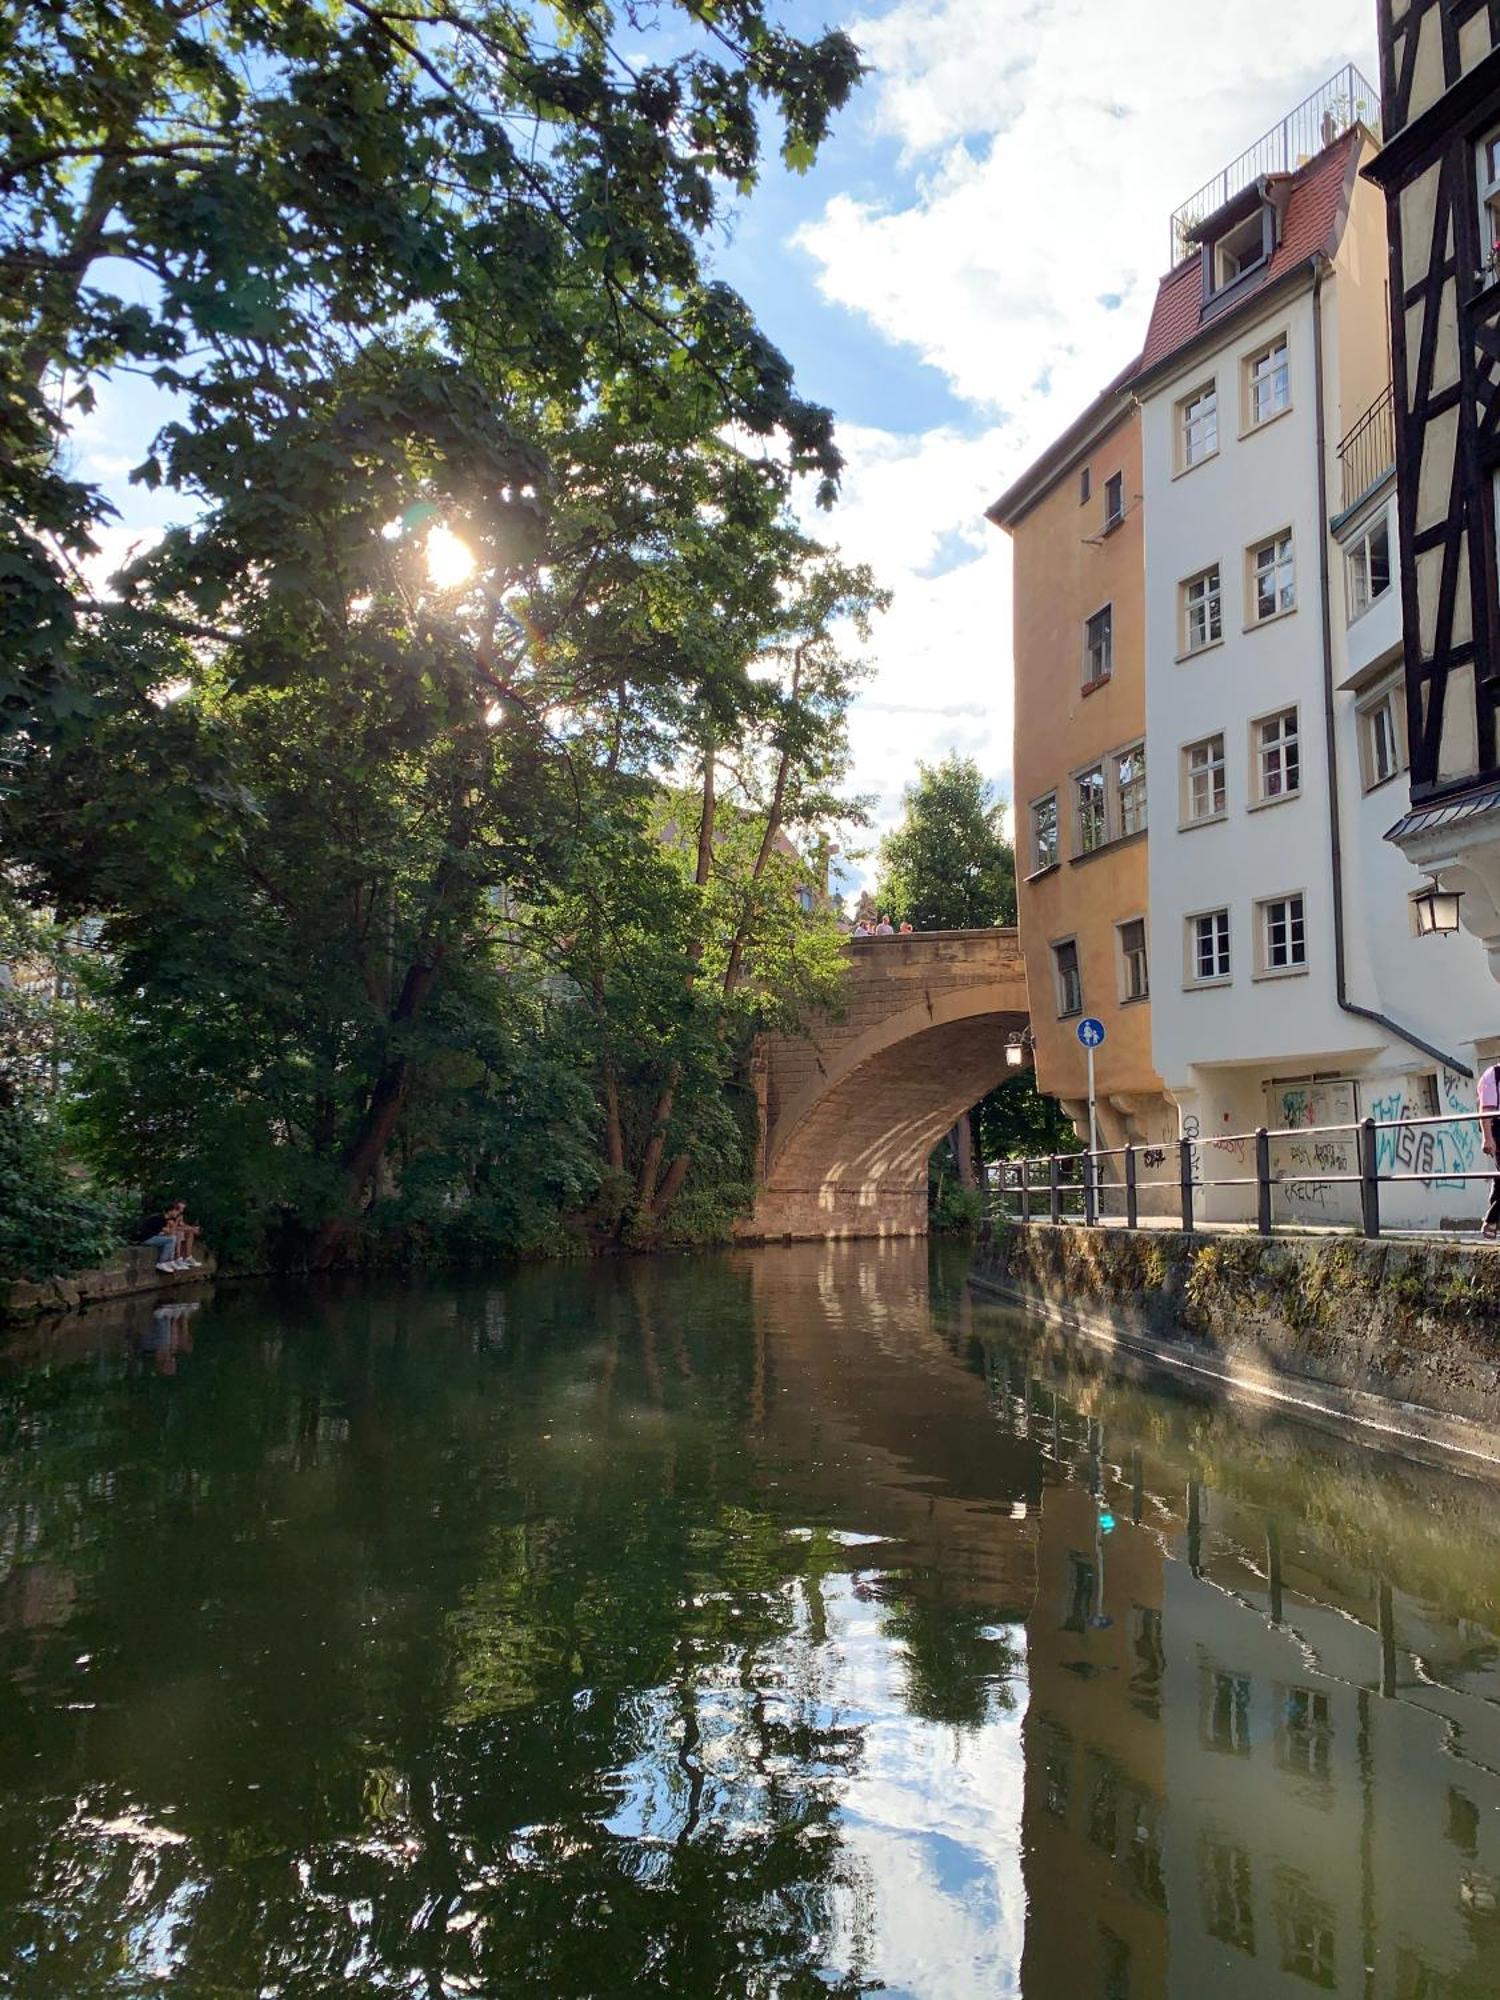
xmin=70 ymin=0 xmax=1380 ymax=891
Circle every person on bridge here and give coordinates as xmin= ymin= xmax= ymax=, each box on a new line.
xmin=898 ymin=921 xmax=913 ymax=934
xmin=874 ymin=914 xmax=894 ymax=935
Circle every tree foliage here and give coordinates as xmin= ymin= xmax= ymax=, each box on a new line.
xmin=874 ymin=754 xmax=1015 ymax=933
xmin=1 ymin=0 xmax=881 ymax=1268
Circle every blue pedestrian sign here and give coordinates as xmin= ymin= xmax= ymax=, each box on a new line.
xmin=1077 ymin=1017 xmax=1107 ymax=1049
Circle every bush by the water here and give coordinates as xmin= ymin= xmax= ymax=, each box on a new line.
xmin=0 ymin=1106 xmax=124 ymax=1282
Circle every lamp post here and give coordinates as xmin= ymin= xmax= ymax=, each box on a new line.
xmin=1411 ymin=879 xmax=1463 ymax=937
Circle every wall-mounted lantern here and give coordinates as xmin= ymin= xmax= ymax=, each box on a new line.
xmin=1005 ymin=1026 xmax=1037 ymax=1068
xmin=1411 ymin=879 xmax=1463 ymax=937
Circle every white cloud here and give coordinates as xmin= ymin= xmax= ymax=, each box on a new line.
xmin=804 ymin=0 xmax=1379 ymax=890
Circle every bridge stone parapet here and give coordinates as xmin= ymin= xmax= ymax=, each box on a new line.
xmin=743 ymin=929 xmax=1030 ymax=1241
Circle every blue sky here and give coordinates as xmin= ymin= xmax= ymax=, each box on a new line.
xmin=73 ymin=0 xmax=1381 ymax=889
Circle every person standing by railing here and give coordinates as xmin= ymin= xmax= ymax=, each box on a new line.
xmin=1480 ymin=1060 xmax=1500 ymax=1238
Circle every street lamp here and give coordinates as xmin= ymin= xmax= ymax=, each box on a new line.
xmin=1411 ymin=879 xmax=1463 ymax=937
xmin=1005 ymin=1025 xmax=1037 ymax=1068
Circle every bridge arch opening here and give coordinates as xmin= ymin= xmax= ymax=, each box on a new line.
xmin=746 ymin=932 xmax=1031 ymax=1240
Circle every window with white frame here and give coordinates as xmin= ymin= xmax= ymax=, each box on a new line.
xmin=1182 ymin=565 xmax=1223 ymax=653
xmin=1117 ymin=742 xmax=1146 ymax=835
xmin=1211 ymin=210 xmax=1268 ymax=292
xmin=1179 ymin=381 xmax=1218 ymax=469
xmin=1076 ymin=764 xmax=1107 ymax=851
xmin=1357 ymin=681 xmax=1405 ymax=791
xmin=1346 ymin=511 xmax=1391 ymax=618
xmin=1104 ymin=470 xmax=1125 ymax=527
xmin=1250 ymin=531 xmax=1295 ymax=622
xmin=1245 ymin=335 xmax=1290 ymax=428
xmin=1084 ymin=604 xmax=1113 ymax=686
xmin=1119 ymin=917 xmax=1149 ymax=1001
xmin=1257 ymin=892 xmax=1307 ymax=973
xmin=1254 ymin=707 xmax=1300 ymax=802
xmin=1190 ymin=909 xmax=1231 ymax=984
xmin=1031 ymin=792 xmax=1060 ymax=870
xmin=1183 ymin=734 xmax=1226 ymax=823
xmin=1478 ymin=128 xmax=1500 ymax=280
xmin=1054 ymin=938 xmax=1083 ymax=1017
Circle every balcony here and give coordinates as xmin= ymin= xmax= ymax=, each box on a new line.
xmin=1169 ymin=66 xmax=1382 ymax=264
xmin=1337 ymin=383 xmax=1395 ymax=516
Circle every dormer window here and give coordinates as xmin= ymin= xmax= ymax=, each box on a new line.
xmin=1201 ymin=201 xmax=1273 ymax=303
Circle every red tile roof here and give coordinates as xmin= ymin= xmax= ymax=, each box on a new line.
xmin=1137 ymin=129 xmax=1363 ymax=384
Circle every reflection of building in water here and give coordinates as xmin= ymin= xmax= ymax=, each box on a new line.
xmin=1002 ymin=1367 xmax=1173 ymax=1999
xmin=993 ymin=1329 xmax=1500 ymax=2000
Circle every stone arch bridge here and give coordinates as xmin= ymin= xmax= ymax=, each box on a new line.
xmin=742 ymin=929 xmax=1030 ymax=1240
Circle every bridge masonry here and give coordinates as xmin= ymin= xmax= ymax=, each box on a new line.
xmin=741 ymin=928 xmax=1030 ymax=1241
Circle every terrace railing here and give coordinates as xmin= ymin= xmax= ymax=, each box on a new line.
xmin=987 ymin=1107 xmax=1492 ymax=1243
xmin=1169 ymin=65 xmax=1382 ymax=264
xmin=1337 ymin=382 xmax=1396 ymax=515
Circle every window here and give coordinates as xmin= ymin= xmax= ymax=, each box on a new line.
xmin=1191 ymin=909 xmax=1231 ymax=983
xmin=1117 ymin=742 xmax=1146 ymax=835
xmin=1084 ymin=604 xmax=1113 ymax=686
xmin=1259 ymin=893 xmax=1307 ymax=973
xmin=1277 ymin=1686 xmax=1333 ymax=1784
xmin=1358 ymin=682 xmax=1405 ymax=791
xmin=1179 ymin=381 xmax=1218 ymax=469
xmin=1104 ymin=470 xmax=1125 ymax=527
xmin=1031 ymin=792 xmax=1060 ymax=870
xmin=1346 ymin=511 xmax=1391 ymax=618
xmin=1202 ymin=1669 xmax=1252 ymax=1756
xmin=1079 ymin=465 xmax=1092 ymax=505
xmin=1202 ymin=1838 xmax=1256 ymax=1954
xmin=1477 ymin=128 xmax=1500 ymax=279
xmin=796 ymin=884 xmax=814 ymax=914
xmin=1246 ymin=335 xmax=1290 ymax=427
xmin=1182 ymin=565 xmax=1223 ymax=653
xmin=1119 ymin=918 xmax=1149 ymax=1001
xmin=1076 ymin=764 xmax=1107 ymax=851
xmin=1212 ymin=209 xmax=1268 ymax=292
xmin=1183 ymin=734 xmax=1226 ymax=823
xmin=1250 ymin=530 xmax=1295 ymax=621
xmin=1254 ymin=707 xmax=1300 ymax=802
xmin=1054 ymin=939 xmax=1082 ymax=1017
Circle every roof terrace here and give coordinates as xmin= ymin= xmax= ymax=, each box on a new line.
xmin=1168 ymin=64 xmax=1382 ymax=264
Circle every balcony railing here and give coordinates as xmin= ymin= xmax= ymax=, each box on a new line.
xmin=1169 ymin=65 xmax=1382 ymax=264
xmin=1337 ymin=382 xmax=1395 ymax=515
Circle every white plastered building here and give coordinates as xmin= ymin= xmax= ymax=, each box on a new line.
xmin=1136 ymin=104 xmax=1497 ymax=1228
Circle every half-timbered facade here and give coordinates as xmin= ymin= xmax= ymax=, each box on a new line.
xmin=1368 ymin=3 xmax=1500 ymax=982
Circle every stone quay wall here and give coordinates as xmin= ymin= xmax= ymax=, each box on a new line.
xmin=2 ymin=1245 xmax=216 ymax=1321
xmin=972 ymin=1221 xmax=1500 ymax=1464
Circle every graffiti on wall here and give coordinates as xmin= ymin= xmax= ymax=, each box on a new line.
xmin=1369 ymin=1068 xmax=1480 ymax=1192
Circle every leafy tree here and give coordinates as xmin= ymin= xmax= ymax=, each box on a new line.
xmin=1 ymin=3 xmax=881 ymax=1264
xmin=874 ymin=754 xmax=1015 ymax=933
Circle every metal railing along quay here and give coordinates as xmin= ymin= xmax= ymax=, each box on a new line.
xmin=988 ymin=1108 xmax=1496 ymax=1241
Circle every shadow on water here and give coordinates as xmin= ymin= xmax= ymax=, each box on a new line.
xmin=1 ymin=1244 xmax=1499 ymax=1995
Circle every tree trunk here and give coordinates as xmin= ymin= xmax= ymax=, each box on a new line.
xmin=950 ymin=1114 xmax=976 ymax=1189
xmin=637 ymin=737 xmax=715 ymax=1213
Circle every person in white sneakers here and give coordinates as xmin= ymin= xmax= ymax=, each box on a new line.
xmin=163 ymin=1200 xmax=202 ymax=1269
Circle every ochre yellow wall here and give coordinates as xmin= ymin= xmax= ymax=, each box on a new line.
xmin=1008 ymin=403 xmax=1166 ymax=1111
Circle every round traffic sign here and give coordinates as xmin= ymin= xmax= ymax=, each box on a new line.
xmin=1076 ymin=1016 xmax=1106 ymax=1048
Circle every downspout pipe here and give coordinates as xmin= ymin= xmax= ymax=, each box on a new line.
xmin=1313 ymin=261 xmax=1473 ymax=1078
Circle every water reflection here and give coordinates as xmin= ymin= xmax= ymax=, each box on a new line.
xmin=1 ymin=1248 xmax=1499 ymax=1995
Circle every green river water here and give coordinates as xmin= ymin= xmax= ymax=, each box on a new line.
xmin=3 ymin=1242 xmax=1500 ymax=1998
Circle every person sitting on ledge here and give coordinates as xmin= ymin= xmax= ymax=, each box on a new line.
xmin=164 ymin=1200 xmax=202 ymax=1268
xmin=138 ymin=1201 xmax=202 ymax=1273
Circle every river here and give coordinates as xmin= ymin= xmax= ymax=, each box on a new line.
xmin=2 ymin=1242 xmax=1499 ymax=1997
